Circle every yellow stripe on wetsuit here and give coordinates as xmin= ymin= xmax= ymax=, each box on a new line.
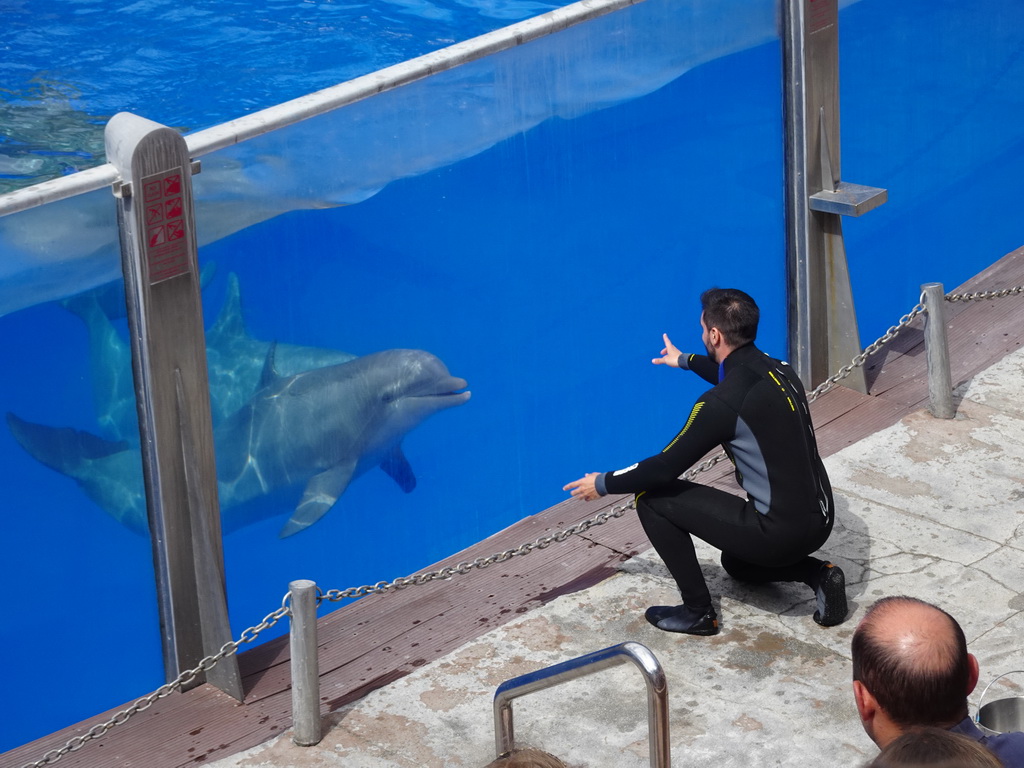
xmin=662 ymin=401 xmax=704 ymax=452
xmin=768 ymin=370 xmax=796 ymax=412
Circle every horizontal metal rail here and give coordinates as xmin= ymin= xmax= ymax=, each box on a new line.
xmin=0 ymin=0 xmax=644 ymax=219
xmin=493 ymin=641 xmax=670 ymax=767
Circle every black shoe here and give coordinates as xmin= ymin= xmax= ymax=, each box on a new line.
xmin=644 ymin=604 xmax=719 ymax=635
xmin=813 ymin=563 xmax=848 ymax=627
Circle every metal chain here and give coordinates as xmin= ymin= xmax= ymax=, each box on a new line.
xmin=21 ymin=604 xmax=291 ymax=768
xmin=808 ymin=281 xmax=1024 ymax=400
xmin=807 ymin=295 xmax=927 ymax=402
xmin=944 ymin=284 xmax=1024 ymax=303
xmin=321 ymin=501 xmax=633 ymax=603
xmin=317 ymin=451 xmax=729 ymax=607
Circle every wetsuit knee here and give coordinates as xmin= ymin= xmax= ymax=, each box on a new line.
xmin=721 ymin=552 xmax=761 ymax=582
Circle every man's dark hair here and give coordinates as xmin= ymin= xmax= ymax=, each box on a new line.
xmin=700 ymin=288 xmax=759 ymax=346
xmin=852 ymin=596 xmax=971 ymax=728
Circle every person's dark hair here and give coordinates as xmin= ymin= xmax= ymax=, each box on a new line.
xmin=700 ymin=288 xmax=759 ymax=346
xmin=866 ymin=726 xmax=1003 ymax=768
xmin=852 ymin=596 xmax=971 ymax=728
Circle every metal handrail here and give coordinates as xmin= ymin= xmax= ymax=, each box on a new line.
xmin=493 ymin=641 xmax=670 ymax=767
xmin=0 ymin=0 xmax=643 ymax=219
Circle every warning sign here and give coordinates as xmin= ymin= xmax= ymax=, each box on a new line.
xmin=140 ymin=168 xmax=191 ymax=284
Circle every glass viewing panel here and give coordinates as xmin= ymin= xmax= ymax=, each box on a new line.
xmin=0 ymin=193 xmax=162 ymax=750
xmin=189 ymin=0 xmax=786 ymax=643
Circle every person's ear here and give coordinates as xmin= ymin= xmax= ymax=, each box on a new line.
xmin=853 ymin=680 xmax=878 ymax=724
xmin=967 ymin=653 xmax=980 ymax=696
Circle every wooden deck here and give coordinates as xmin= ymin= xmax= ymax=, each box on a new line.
xmin=4 ymin=246 xmax=1022 ymax=768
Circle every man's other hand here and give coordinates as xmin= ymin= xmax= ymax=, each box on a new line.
xmin=563 ymin=473 xmax=600 ymax=501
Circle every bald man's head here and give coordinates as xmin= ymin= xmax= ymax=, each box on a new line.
xmin=852 ymin=597 xmax=972 ymax=728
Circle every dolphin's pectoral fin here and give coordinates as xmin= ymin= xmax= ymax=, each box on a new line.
xmin=380 ymin=444 xmax=416 ymax=493
xmin=279 ymin=461 xmax=357 ymax=538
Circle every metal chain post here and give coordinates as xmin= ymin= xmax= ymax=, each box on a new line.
xmin=923 ymin=283 xmax=954 ymax=418
xmin=289 ymin=580 xmax=322 ymax=747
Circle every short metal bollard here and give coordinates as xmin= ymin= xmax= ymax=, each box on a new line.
xmin=921 ymin=282 xmax=955 ymax=419
xmin=289 ymin=579 xmax=322 ymax=746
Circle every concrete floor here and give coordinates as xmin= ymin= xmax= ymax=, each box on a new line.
xmin=206 ymin=347 xmax=1024 ymax=768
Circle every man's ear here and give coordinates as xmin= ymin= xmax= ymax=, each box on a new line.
xmin=967 ymin=653 xmax=980 ymax=696
xmin=853 ymin=680 xmax=878 ymax=724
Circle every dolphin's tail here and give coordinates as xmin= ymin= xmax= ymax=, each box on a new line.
xmin=6 ymin=412 xmax=148 ymax=534
xmin=7 ymin=412 xmax=129 ymax=473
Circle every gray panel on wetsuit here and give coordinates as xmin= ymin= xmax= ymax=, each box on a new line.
xmin=731 ymin=415 xmax=771 ymax=514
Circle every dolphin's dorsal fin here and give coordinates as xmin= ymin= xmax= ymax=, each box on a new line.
xmin=279 ymin=460 xmax=358 ymax=537
xmin=259 ymin=341 xmax=280 ymax=389
xmin=380 ymin=444 xmax=416 ymax=493
xmin=208 ymin=272 xmax=245 ymax=344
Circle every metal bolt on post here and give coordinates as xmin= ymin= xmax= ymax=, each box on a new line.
xmin=289 ymin=580 xmax=322 ymax=746
xmin=922 ymin=282 xmax=955 ymax=419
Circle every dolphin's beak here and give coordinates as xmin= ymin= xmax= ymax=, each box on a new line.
xmin=419 ymin=376 xmax=470 ymax=407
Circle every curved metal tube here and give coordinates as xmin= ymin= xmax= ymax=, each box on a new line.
xmin=493 ymin=641 xmax=670 ymax=767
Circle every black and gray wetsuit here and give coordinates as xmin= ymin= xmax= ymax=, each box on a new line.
xmin=595 ymin=343 xmax=835 ymax=610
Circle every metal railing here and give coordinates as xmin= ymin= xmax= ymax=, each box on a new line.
xmin=0 ymin=0 xmax=644 ymax=220
xmin=493 ymin=642 xmax=670 ymax=768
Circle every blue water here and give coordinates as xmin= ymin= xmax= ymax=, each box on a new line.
xmin=2 ymin=0 xmax=1024 ymax=755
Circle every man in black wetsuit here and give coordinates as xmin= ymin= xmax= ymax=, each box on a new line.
xmin=564 ymin=288 xmax=847 ymax=635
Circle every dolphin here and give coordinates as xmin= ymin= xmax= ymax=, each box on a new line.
xmin=7 ymin=346 xmax=470 ymax=537
xmin=217 ymin=346 xmax=471 ymax=537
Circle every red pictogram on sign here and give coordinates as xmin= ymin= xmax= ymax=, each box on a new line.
xmin=143 ymin=181 xmax=163 ymax=202
xmin=165 ymin=220 xmax=185 ymax=242
xmin=139 ymin=167 xmax=190 ymax=285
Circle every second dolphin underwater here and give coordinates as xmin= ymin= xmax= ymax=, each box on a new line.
xmin=7 ymin=274 xmax=471 ymax=537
